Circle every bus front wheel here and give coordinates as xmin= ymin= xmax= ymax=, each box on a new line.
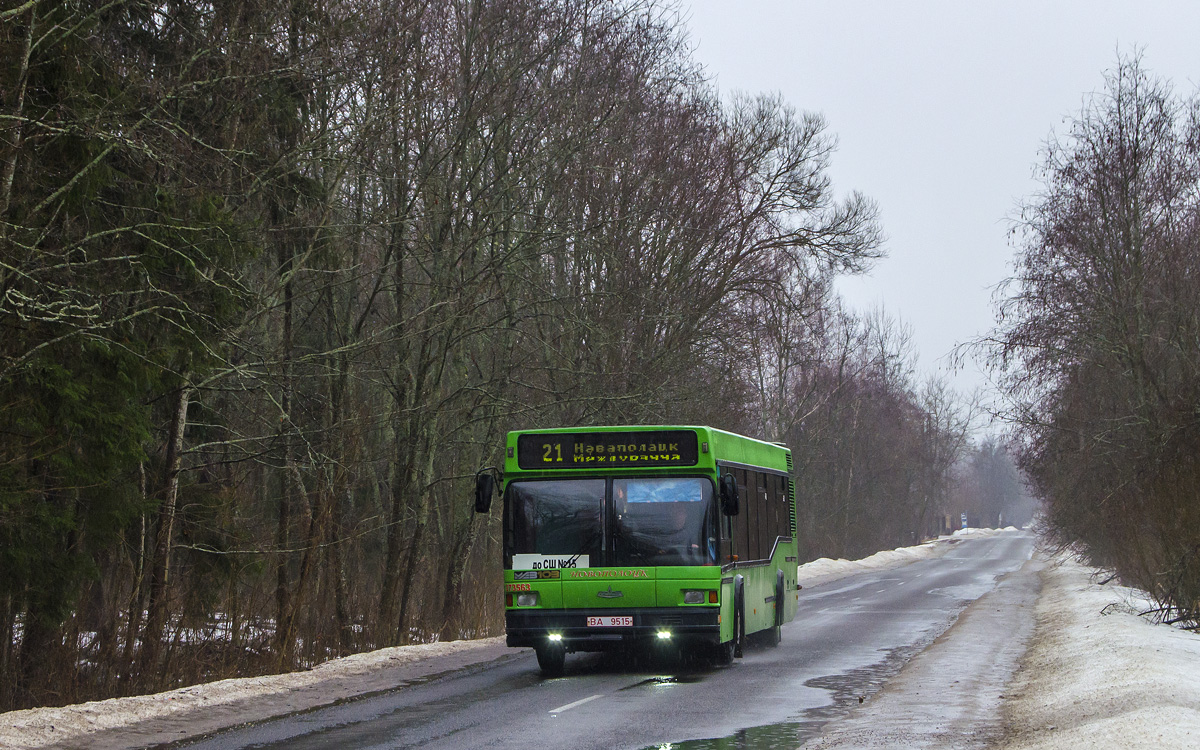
xmin=712 ymin=638 xmax=735 ymax=666
xmin=535 ymin=645 xmax=565 ymax=676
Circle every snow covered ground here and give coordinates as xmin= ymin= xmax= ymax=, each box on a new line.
xmin=2 ymin=527 xmax=1197 ymax=749
xmin=792 ymin=526 xmax=1007 ymax=588
xmin=999 ymin=553 xmax=1200 ymax=749
xmin=0 ymin=638 xmax=515 ymax=750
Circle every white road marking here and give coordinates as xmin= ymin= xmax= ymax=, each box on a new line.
xmin=548 ymin=693 xmax=603 ymax=714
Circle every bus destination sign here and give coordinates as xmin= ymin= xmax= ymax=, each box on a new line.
xmin=516 ymin=430 xmax=699 ymax=470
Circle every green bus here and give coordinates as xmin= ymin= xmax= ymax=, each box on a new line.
xmin=474 ymin=425 xmax=799 ymax=675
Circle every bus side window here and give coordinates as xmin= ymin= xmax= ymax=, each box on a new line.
xmin=779 ymin=474 xmax=790 ymax=539
xmin=762 ymin=472 xmax=774 ymax=552
xmin=756 ymin=471 xmax=769 ymax=558
xmin=744 ymin=469 xmax=758 ymax=560
xmin=784 ymin=474 xmax=791 ymax=539
xmin=737 ymin=468 xmax=751 ymax=559
xmin=772 ymin=474 xmax=783 ymax=541
xmin=719 ymin=504 xmax=732 ymax=563
xmin=746 ymin=470 xmax=758 ymax=559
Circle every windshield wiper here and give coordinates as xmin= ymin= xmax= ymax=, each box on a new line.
xmin=566 ymin=526 xmax=603 ymax=566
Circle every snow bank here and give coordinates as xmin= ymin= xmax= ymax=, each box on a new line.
xmin=0 ymin=636 xmax=507 ymax=750
xmin=796 ymin=526 xmax=1017 ymax=588
xmin=1000 ymin=557 xmax=1200 ymax=749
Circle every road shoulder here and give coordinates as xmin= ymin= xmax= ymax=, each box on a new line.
xmin=997 ymin=556 xmax=1200 ymax=749
xmin=801 ymin=554 xmax=1044 ymax=749
xmin=0 ymin=637 xmax=521 ymax=750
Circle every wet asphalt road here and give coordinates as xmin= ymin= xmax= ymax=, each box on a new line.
xmin=177 ymin=532 xmax=1036 ymax=750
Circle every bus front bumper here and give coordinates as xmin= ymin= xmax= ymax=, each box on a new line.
xmin=505 ymin=607 xmax=719 ymax=651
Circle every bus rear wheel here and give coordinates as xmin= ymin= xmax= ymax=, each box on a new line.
xmin=764 ymin=623 xmax=782 ymax=646
xmin=766 ymin=569 xmax=784 ymax=647
xmin=535 ymin=645 xmax=565 ymax=676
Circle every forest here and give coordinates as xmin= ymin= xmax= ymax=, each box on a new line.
xmin=990 ymin=56 xmax=1200 ymax=634
xmin=0 ymin=0 xmax=1029 ymax=710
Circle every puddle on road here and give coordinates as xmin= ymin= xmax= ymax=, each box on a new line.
xmin=621 ymin=674 xmax=706 ymax=690
xmin=930 ymin=582 xmax=996 ymax=601
xmin=637 ymin=644 xmax=922 ymax=750
xmin=640 ymin=719 xmax=824 ymax=750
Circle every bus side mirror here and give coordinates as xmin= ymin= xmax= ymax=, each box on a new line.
xmin=474 ymin=471 xmax=496 ymax=514
xmin=720 ymin=473 xmax=739 ymax=516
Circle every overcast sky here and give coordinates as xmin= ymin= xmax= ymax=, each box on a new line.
xmin=681 ymin=1 xmax=1200 ymax=396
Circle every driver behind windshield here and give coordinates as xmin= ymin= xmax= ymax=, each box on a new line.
xmin=613 ymin=478 xmax=715 ymax=565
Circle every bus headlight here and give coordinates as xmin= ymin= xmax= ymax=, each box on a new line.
xmin=683 ymin=590 xmax=706 ymax=604
xmin=516 ymin=592 xmax=539 ymax=607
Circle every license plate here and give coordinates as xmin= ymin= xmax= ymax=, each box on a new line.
xmin=587 ymin=616 xmax=633 ymax=627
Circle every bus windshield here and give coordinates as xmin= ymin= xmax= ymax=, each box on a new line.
xmin=612 ymin=477 xmax=715 ymax=566
xmin=505 ymin=477 xmax=717 ymax=568
xmin=507 ymin=479 xmax=605 ymax=564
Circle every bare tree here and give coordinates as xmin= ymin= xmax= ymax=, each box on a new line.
xmin=988 ymin=54 xmax=1200 ymax=627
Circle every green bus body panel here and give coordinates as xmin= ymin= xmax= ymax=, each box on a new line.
xmin=707 ymin=428 xmax=789 ymax=473
xmin=501 ymin=425 xmax=797 ymax=647
xmin=653 ymin=566 xmax=720 ymax=581
xmin=504 ymin=566 xmax=724 ymax=610
xmin=563 ymin=579 xmax=656 ymax=608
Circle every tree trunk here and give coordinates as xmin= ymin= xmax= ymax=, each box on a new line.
xmin=0 ymin=592 xmax=13 ymax=709
xmin=138 ymin=384 xmax=192 ymax=686
xmin=17 ymin=593 xmax=59 ymax=708
xmin=378 ymin=217 xmax=411 ymax=644
xmin=274 ymin=247 xmax=298 ymax=668
xmin=397 ymin=432 xmax=436 ymax=643
xmin=119 ymin=463 xmax=148 ymax=689
xmin=378 ymin=434 xmax=414 ymax=645
xmin=0 ymin=2 xmax=34 ymax=228
xmin=284 ymin=466 xmax=330 ymax=667
xmin=328 ymin=351 xmax=353 ymax=655
xmin=438 ymin=516 xmax=480 ymax=641
xmin=331 ymin=505 xmax=352 ymax=654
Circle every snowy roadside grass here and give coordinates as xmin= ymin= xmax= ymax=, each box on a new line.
xmin=1000 ymin=555 xmax=1200 ymax=749
xmin=0 ymin=636 xmax=506 ymax=750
